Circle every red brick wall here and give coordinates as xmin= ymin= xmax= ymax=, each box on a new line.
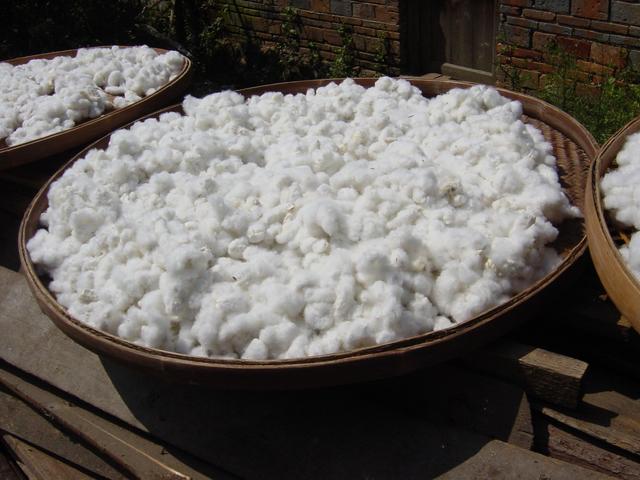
xmin=498 ymin=0 xmax=640 ymax=91
xmin=219 ymin=0 xmax=401 ymax=76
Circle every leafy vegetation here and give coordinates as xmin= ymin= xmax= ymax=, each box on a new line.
xmin=499 ymin=40 xmax=640 ymax=144
xmin=328 ymin=24 xmax=358 ymax=78
xmin=3 ymin=0 xmax=383 ymax=94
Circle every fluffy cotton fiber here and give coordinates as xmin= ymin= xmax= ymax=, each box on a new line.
xmin=27 ymin=78 xmax=579 ymax=360
xmin=0 ymin=46 xmax=184 ymax=145
xmin=601 ymin=132 xmax=640 ymax=278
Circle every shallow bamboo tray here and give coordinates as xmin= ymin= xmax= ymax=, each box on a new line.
xmin=0 ymin=46 xmax=193 ymax=170
xmin=19 ymin=78 xmax=598 ymax=389
xmin=585 ymin=117 xmax=640 ymax=334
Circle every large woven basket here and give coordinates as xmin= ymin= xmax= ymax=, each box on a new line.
xmin=19 ymin=78 xmax=598 ymax=389
xmin=585 ymin=116 xmax=640 ymax=333
xmin=0 ymin=46 xmax=193 ymax=170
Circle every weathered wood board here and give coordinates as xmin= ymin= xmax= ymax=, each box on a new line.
xmin=3 ymin=434 xmax=97 ymax=480
xmin=534 ymin=413 xmax=640 ymax=480
xmin=463 ymin=340 xmax=589 ymax=409
xmin=0 ymin=388 xmax=127 ymax=479
xmin=0 ymin=367 xmax=235 ymax=480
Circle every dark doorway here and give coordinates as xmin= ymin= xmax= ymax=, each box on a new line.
xmin=401 ymin=0 xmax=497 ymax=83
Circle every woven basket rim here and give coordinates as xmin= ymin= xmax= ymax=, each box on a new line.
xmin=0 ymin=45 xmax=193 ymax=169
xmin=587 ymin=115 xmax=640 ymax=327
xmin=19 ymin=78 xmax=596 ymax=380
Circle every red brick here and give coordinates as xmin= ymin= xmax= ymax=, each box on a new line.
xmin=571 ymin=0 xmax=609 ymax=20
xmin=538 ymin=22 xmax=572 ymax=35
xmin=539 ymin=74 xmax=552 ymax=89
xmin=500 ymin=5 xmax=522 ymax=15
xmin=523 ymin=8 xmax=556 ymax=21
xmin=512 ymin=47 xmax=544 ymax=60
xmin=353 ymin=25 xmax=376 ymax=36
xmin=375 ymin=8 xmax=397 ymax=24
xmin=591 ymin=42 xmax=625 ymax=68
xmin=507 ymin=16 xmax=538 ymax=29
xmin=324 ymin=29 xmax=342 ymax=45
xmin=557 ymin=36 xmax=591 ymax=58
xmin=362 ymin=19 xmax=393 ymax=29
xmin=576 ymin=59 xmax=614 ymax=75
xmin=610 ymin=34 xmax=640 ymax=48
xmin=591 ymin=20 xmax=629 ymax=35
xmin=573 ymin=28 xmax=610 ymax=42
xmin=511 ymin=57 xmax=555 ymax=73
xmin=504 ymin=24 xmax=532 ymax=48
xmin=352 ymin=2 xmax=375 ymax=19
xmin=576 ymin=83 xmax=601 ymax=96
xmin=517 ymin=68 xmax=541 ymax=89
xmin=567 ymin=69 xmax=595 ymax=82
xmin=310 ymin=0 xmax=330 ymax=13
xmin=532 ymin=31 xmax=556 ymax=51
xmin=502 ymin=0 xmax=529 ymax=6
xmin=556 ymin=14 xmax=590 ymax=28
xmin=304 ymin=25 xmax=325 ymax=42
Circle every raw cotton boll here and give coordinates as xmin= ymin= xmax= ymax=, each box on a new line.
xmin=0 ymin=46 xmax=184 ymax=144
xmin=28 ymin=78 xmax=577 ymax=360
xmin=620 ymin=233 xmax=640 ymax=279
xmin=601 ymin=132 xmax=640 ymax=282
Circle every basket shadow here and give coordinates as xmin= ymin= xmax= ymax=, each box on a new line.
xmin=101 ymin=355 xmax=531 ymax=479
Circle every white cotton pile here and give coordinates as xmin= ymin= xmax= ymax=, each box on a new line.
xmin=601 ymin=132 xmax=640 ymax=278
xmin=0 ymin=46 xmax=184 ymax=146
xmin=27 ymin=78 xmax=579 ymax=360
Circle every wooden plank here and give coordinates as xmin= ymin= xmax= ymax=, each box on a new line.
xmin=0 ymin=388 xmax=126 ymax=480
xmin=534 ymin=413 xmax=640 ymax=480
xmin=437 ymin=439 xmax=613 ymax=480
xmin=385 ymin=365 xmax=534 ymax=450
xmin=0 ymin=266 xmax=618 ymax=479
xmin=441 ymin=63 xmax=495 ymax=85
xmin=0 ymin=366 xmax=236 ymax=480
xmin=0 ymin=443 xmax=23 ymax=480
xmin=533 ymin=367 xmax=640 ymax=457
xmin=3 ymin=434 xmax=95 ymax=480
xmin=462 ymin=340 xmax=589 ymax=409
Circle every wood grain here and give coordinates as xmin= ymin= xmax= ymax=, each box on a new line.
xmin=534 ymin=414 xmax=640 ymax=480
xmin=533 ymin=367 xmax=640 ymax=457
xmin=0 ymin=389 xmax=126 ymax=480
xmin=0 ymin=366 xmax=236 ymax=480
xmin=463 ymin=341 xmax=589 ymax=409
xmin=3 ymin=434 xmax=95 ymax=480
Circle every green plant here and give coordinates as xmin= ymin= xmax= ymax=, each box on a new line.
xmin=374 ymin=31 xmax=390 ymax=76
xmin=274 ymin=6 xmax=306 ymax=80
xmin=537 ymin=41 xmax=580 ymax=111
xmin=536 ymin=42 xmax=640 ymax=144
xmin=329 ymin=24 xmax=358 ymax=77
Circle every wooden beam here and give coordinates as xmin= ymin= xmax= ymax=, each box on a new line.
xmin=532 ymin=366 xmax=640 ymax=458
xmin=0 ymin=443 xmax=23 ymax=480
xmin=0 ymin=366 xmax=234 ymax=480
xmin=0 ymin=388 xmax=126 ymax=480
xmin=533 ymin=413 xmax=640 ymax=480
xmin=3 ymin=434 xmax=95 ymax=480
xmin=463 ymin=341 xmax=589 ymax=409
